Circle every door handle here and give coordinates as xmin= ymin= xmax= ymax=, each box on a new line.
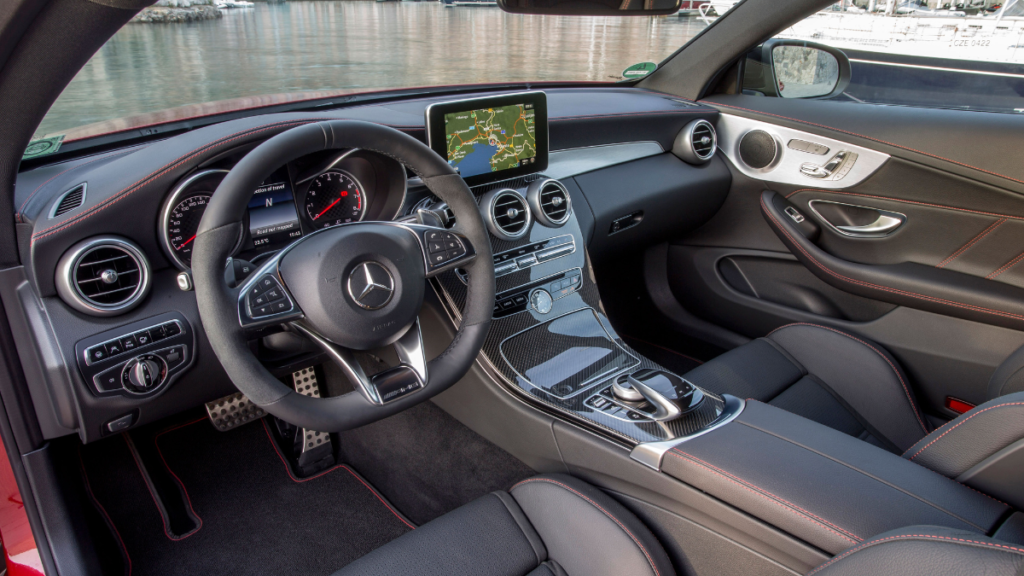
xmin=808 ymin=200 xmax=905 ymax=238
xmin=835 ymin=214 xmax=903 ymax=235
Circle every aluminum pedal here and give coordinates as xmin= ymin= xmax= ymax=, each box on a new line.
xmin=291 ymin=367 xmax=333 ymax=467
xmin=205 ymin=392 xmax=265 ymax=432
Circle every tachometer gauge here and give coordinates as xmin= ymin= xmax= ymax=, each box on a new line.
xmin=304 ymin=170 xmax=365 ymax=229
xmin=167 ymin=193 xmax=211 ymax=268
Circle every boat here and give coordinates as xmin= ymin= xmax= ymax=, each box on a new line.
xmin=217 ymin=0 xmax=254 ymax=8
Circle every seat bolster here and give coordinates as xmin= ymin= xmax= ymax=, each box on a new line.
xmin=807 ymin=526 xmax=1024 ymax=576
xmin=903 ymin=392 xmax=1024 ymax=478
xmin=768 ymin=323 xmax=929 ymax=452
xmin=331 ymin=492 xmax=541 ymax=576
xmin=510 ymin=474 xmax=674 ymax=576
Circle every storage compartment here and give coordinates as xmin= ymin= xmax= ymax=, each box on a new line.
xmin=499 ymin=308 xmax=639 ymax=399
xmin=659 ymin=401 xmax=1009 ymax=554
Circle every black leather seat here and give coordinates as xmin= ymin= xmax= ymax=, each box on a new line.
xmin=683 ymin=322 xmax=931 ymax=453
xmin=332 ymin=474 xmax=674 ymax=576
xmin=331 ymin=473 xmax=1024 ymax=576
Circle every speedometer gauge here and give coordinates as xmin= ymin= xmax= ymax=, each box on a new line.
xmin=304 ymin=170 xmax=365 ymax=229
xmin=167 ymin=193 xmax=210 ymax=268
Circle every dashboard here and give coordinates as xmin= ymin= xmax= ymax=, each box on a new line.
xmin=9 ymin=86 xmax=726 ymax=443
xmin=161 ymin=149 xmax=409 ymax=271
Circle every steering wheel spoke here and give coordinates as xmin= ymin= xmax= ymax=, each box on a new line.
xmin=400 ymin=223 xmax=477 ymax=278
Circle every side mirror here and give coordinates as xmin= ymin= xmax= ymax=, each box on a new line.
xmin=746 ymin=39 xmax=851 ymax=99
xmin=498 ymin=0 xmax=681 ymax=16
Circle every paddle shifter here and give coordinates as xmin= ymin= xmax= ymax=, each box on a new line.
xmin=610 ymin=369 xmax=704 ymax=422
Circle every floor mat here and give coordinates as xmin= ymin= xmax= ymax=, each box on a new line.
xmin=81 ymin=418 xmax=413 ymax=576
xmin=621 ymin=335 xmax=704 ymax=376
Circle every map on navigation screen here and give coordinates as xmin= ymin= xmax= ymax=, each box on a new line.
xmin=444 ymin=103 xmax=536 ymax=178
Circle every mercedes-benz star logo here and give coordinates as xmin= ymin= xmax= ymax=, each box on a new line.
xmin=347 ymin=261 xmax=395 ymax=310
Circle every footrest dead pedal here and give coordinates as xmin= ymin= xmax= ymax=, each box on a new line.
xmin=206 ymin=392 xmax=265 ymax=432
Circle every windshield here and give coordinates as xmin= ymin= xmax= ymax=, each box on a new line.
xmin=35 ymin=2 xmax=711 ymax=143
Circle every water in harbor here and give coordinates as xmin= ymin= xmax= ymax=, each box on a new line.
xmin=37 ymin=2 xmax=707 ymax=139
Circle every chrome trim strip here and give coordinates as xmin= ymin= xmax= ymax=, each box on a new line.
xmin=55 ymin=236 xmax=151 ymax=317
xmin=544 ymin=141 xmax=665 ymax=180
xmin=629 ymin=395 xmax=745 ymax=471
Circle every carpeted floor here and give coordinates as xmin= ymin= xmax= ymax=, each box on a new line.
xmin=81 ymin=418 xmax=414 ymax=576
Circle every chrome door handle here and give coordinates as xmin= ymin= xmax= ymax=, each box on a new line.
xmin=835 ymin=214 xmax=903 ymax=235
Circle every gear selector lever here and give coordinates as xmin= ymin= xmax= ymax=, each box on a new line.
xmin=611 ymin=369 xmax=704 ymax=422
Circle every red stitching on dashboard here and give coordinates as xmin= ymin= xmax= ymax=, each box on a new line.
xmin=906 ymin=402 xmax=1024 ymax=461
xmin=807 ymin=533 xmax=1024 ymax=575
xmin=31 ymin=118 xmax=335 ymax=242
xmin=767 ymin=323 xmax=928 ymax=434
xmin=668 ymin=450 xmax=862 ymax=544
xmin=259 ymin=419 xmax=415 ymax=530
xmin=710 ymin=102 xmax=1024 ymax=186
xmin=938 ymin=218 xmax=1006 ymax=269
xmin=761 ymin=195 xmax=1024 ymax=324
xmin=511 ymin=478 xmax=663 ymax=576
xmin=17 ymin=150 xmax=134 ymax=221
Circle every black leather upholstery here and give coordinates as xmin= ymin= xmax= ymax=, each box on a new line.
xmin=332 ymin=474 xmax=674 ymax=576
xmin=988 ymin=345 xmax=1024 ymax=398
xmin=660 ymin=401 xmax=1008 ymax=555
xmin=808 ymin=526 xmax=1024 ymax=576
xmin=682 ymin=323 xmax=929 ymax=452
xmin=902 ymin=392 xmax=1024 ymax=478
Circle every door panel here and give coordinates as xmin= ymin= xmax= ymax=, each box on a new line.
xmin=659 ymin=94 xmax=1024 ymax=415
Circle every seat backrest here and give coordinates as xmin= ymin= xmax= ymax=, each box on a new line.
xmin=808 ymin=526 xmax=1024 ymax=576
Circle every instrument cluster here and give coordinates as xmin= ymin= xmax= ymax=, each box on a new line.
xmin=160 ymin=149 xmax=407 ymax=270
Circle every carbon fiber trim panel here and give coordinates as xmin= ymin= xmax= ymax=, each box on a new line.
xmin=433 ymin=178 xmax=724 ymax=446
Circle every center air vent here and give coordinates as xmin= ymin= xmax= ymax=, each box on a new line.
xmin=482 ymin=189 xmax=531 ymax=240
xmin=527 ymin=179 xmax=572 ymax=228
xmin=672 ymin=119 xmax=717 ymax=165
xmin=56 ymin=237 xmax=151 ymax=316
xmin=50 ymin=183 xmax=87 ymax=218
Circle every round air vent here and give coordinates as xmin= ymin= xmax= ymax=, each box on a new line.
xmin=738 ymin=129 xmax=779 ymax=169
xmin=481 ymin=188 xmax=531 ymax=240
xmin=672 ymin=119 xmax=717 ymax=164
xmin=527 ymin=179 xmax=572 ymax=228
xmin=56 ymin=236 xmax=151 ymax=316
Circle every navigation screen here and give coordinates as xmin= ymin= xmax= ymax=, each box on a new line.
xmin=444 ymin=104 xmax=537 ymax=178
xmin=247 ymin=166 xmax=302 ymax=250
xmin=426 ymin=91 xmax=548 ymax=186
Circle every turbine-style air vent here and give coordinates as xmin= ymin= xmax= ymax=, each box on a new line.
xmin=527 ymin=179 xmax=572 ymax=228
xmin=50 ymin=183 xmax=87 ymax=218
xmin=56 ymin=237 xmax=151 ymax=316
xmin=672 ymin=119 xmax=718 ymax=165
xmin=482 ymin=189 xmax=531 ymax=240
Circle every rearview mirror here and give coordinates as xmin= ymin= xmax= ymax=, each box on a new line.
xmin=498 ymin=0 xmax=681 ymax=16
xmin=767 ymin=40 xmax=851 ymax=99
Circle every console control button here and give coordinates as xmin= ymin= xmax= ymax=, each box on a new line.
xmin=157 ymin=345 xmax=187 ymax=370
xmin=105 ymin=341 xmax=123 ymax=356
xmin=120 ymin=334 xmax=139 ymax=352
xmin=121 ymin=354 xmax=168 ymax=393
xmin=87 ymin=346 xmax=107 ymax=363
xmin=530 ymin=289 xmax=553 ymax=314
xmin=106 ymin=414 xmax=134 ymax=433
xmin=133 ymin=330 xmax=153 ymax=347
xmin=161 ymin=321 xmax=182 ymax=338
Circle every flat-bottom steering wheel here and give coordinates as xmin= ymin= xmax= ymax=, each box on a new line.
xmin=193 ymin=120 xmax=494 ymax=431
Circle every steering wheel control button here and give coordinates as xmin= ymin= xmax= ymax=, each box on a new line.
xmin=529 ymin=289 xmax=553 ymax=314
xmin=347 ymin=261 xmax=395 ymax=310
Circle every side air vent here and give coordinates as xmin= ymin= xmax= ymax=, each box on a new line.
xmin=56 ymin=237 xmax=151 ymax=316
xmin=50 ymin=183 xmax=87 ymax=218
xmin=672 ymin=119 xmax=717 ymax=165
xmin=527 ymin=179 xmax=572 ymax=228
xmin=481 ymin=188 xmax=531 ymax=240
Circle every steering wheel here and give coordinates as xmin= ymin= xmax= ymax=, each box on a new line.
xmin=192 ymin=120 xmax=494 ymax=431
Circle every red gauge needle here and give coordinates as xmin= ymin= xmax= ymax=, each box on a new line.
xmin=177 ymin=234 xmax=196 ymax=250
xmin=313 ymin=198 xmax=341 ymax=220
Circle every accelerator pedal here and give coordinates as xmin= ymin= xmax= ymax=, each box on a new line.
xmin=290 ymin=367 xmax=335 ymax=474
xmin=206 ymin=392 xmax=265 ymax=432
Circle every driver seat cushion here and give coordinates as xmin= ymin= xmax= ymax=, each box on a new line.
xmin=681 ymin=323 xmax=930 ymax=453
xmin=331 ymin=473 xmax=674 ymax=576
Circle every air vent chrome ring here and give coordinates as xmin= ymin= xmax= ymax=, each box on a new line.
xmin=481 ymin=188 xmax=532 ymax=241
xmin=526 ymin=179 xmax=572 ymax=228
xmin=672 ymin=119 xmax=717 ymax=165
xmin=56 ymin=236 xmax=151 ymax=316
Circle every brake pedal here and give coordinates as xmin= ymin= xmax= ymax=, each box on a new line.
xmin=206 ymin=392 xmax=265 ymax=432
